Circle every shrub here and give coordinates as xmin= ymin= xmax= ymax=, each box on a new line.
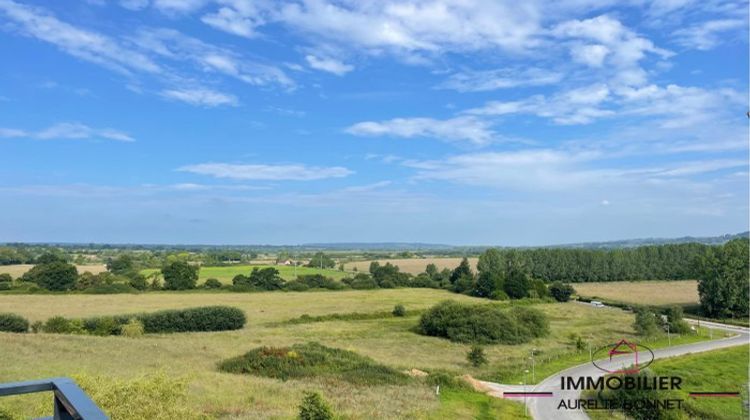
xmin=424 ymin=371 xmax=471 ymax=391
xmin=120 ymin=318 xmax=144 ymax=338
xmin=203 ymin=278 xmax=222 ymax=289
xmin=139 ymin=306 xmax=246 ymax=333
xmin=0 ymin=313 xmax=29 ymax=333
xmin=549 ymin=281 xmax=576 ymax=302
xmin=392 ymin=304 xmax=406 ymax=317
xmin=30 ymin=320 xmax=43 ymax=333
xmin=128 ymin=274 xmax=148 ymax=291
xmin=0 ymin=282 xmax=10 ymax=291
xmin=296 ymin=274 xmax=343 ymax=290
xmin=349 ymin=274 xmax=379 ymax=290
xmin=489 ymin=290 xmax=509 ymax=301
xmin=161 ymin=261 xmax=198 ymax=290
xmin=219 ymin=342 xmax=408 ymax=385
xmin=418 ymin=300 xmax=549 ymax=344
xmin=23 ymin=261 xmax=78 ymax=291
xmin=285 ymin=281 xmax=310 ymax=292
xmin=299 ymin=391 xmax=334 ymax=420
xmin=466 ymin=345 xmax=487 ymax=367
xmin=43 ymin=316 xmax=85 ymax=334
xmin=0 ymin=273 xmax=12 ymax=283
xmin=233 ymin=268 xmax=284 ymax=291
xmin=633 ymin=308 xmax=660 ymax=336
xmin=91 ymin=316 xmax=122 ymax=336
xmin=81 ymin=283 xmax=137 ymax=294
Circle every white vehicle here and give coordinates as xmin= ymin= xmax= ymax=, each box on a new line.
xmin=590 ymin=301 xmax=605 ymax=308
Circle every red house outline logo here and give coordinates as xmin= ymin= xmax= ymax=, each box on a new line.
xmin=608 ymin=339 xmax=640 ymax=374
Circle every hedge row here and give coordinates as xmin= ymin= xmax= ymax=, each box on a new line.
xmin=0 ymin=313 xmax=29 ymax=333
xmin=42 ymin=306 xmax=246 ymax=335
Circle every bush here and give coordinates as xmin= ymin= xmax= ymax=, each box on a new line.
xmin=219 ymin=342 xmax=408 ymax=385
xmin=296 ymin=274 xmax=343 ymax=290
xmin=128 ymin=274 xmax=148 ymax=291
xmin=424 ymin=371 xmax=471 ymax=391
xmin=120 ymin=318 xmax=144 ymax=337
xmin=285 ymin=281 xmax=310 ymax=292
xmin=0 ymin=313 xmax=29 ymax=333
xmin=30 ymin=320 xmax=43 ymax=333
xmin=162 ymin=261 xmax=198 ymax=290
xmin=23 ymin=261 xmax=78 ymax=291
xmin=392 ymin=304 xmax=406 ymax=317
xmin=299 ymin=391 xmax=334 ymax=420
xmin=43 ymin=316 xmax=85 ymax=334
xmin=633 ymin=308 xmax=660 ymax=336
xmin=81 ymin=283 xmax=137 ymax=294
xmin=90 ymin=316 xmax=122 ymax=336
xmin=233 ymin=268 xmax=284 ymax=291
xmin=139 ymin=306 xmax=246 ymax=333
xmin=349 ymin=274 xmax=379 ymax=290
xmin=0 ymin=273 xmax=12 ymax=282
xmin=467 ymin=345 xmax=487 ymax=367
xmin=204 ymin=278 xmax=222 ymax=289
xmin=418 ymin=300 xmax=549 ymax=344
xmin=549 ymin=281 xmax=576 ymax=302
xmin=489 ymin=290 xmax=509 ymax=301
xmin=0 ymin=281 xmax=10 ymax=291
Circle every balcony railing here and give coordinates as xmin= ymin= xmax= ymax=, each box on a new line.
xmin=0 ymin=377 xmax=108 ymax=419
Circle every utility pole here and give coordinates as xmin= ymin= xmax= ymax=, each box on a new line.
xmin=667 ymin=323 xmax=671 ymax=346
xmin=530 ymin=348 xmax=536 ymax=383
xmin=523 ymin=369 xmax=529 ymax=417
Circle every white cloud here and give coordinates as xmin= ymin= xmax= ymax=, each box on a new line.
xmin=569 ymin=44 xmax=610 ymax=67
xmin=201 ymin=1 xmax=266 ymax=38
xmin=0 ymin=122 xmax=134 ymax=142
xmin=0 ymin=0 xmax=160 ymax=75
xmin=152 ymin=0 xmax=208 ymax=14
xmin=673 ymin=19 xmax=745 ymax=50
xmin=346 ymin=116 xmax=496 ymax=145
xmin=438 ymin=67 xmax=563 ymax=92
xmin=178 ymin=162 xmax=354 ymax=181
xmin=305 ymin=55 xmax=354 ymax=75
xmin=160 ymin=88 xmax=238 ymax=107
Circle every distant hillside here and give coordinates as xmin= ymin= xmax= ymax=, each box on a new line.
xmin=548 ymin=232 xmax=749 ymax=249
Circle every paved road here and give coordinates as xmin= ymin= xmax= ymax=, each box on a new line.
xmin=479 ymin=319 xmax=749 ymax=420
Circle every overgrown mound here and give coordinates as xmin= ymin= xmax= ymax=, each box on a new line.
xmin=218 ymin=342 xmax=408 ymax=385
xmin=418 ymin=300 xmax=549 ymax=344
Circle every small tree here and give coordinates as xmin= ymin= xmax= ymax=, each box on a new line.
xmin=466 ymin=345 xmax=487 ymax=367
xmin=503 ymin=268 xmax=530 ymax=299
xmin=633 ymin=308 xmax=660 ymax=336
xmin=107 ymin=255 xmax=135 ymax=275
xmin=392 ymin=304 xmax=406 ymax=317
xmin=299 ymin=391 xmax=333 ymax=420
xmin=307 ymin=252 xmax=335 ymax=269
xmin=23 ymin=261 xmax=78 ymax=291
xmin=161 ymin=261 xmax=198 ymax=290
xmin=549 ymin=282 xmax=576 ymax=302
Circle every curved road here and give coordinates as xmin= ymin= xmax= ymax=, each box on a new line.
xmin=480 ymin=319 xmax=749 ymax=420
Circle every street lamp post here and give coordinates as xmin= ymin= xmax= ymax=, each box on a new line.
xmin=667 ymin=323 xmax=671 ymax=346
xmin=524 ymin=369 xmax=530 ymax=417
xmin=530 ymin=348 xmax=536 ymax=383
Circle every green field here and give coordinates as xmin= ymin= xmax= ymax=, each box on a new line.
xmin=0 ymin=289 xmax=727 ymax=419
xmin=653 ymin=345 xmax=749 ymax=420
xmin=141 ymin=264 xmax=350 ymax=284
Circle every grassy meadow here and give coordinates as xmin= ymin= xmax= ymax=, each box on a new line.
xmin=0 ymin=289 xmax=725 ymax=419
xmin=574 ymin=280 xmax=699 ymax=306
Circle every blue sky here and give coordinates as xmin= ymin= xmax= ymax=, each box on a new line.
xmin=0 ymin=0 xmax=747 ymax=246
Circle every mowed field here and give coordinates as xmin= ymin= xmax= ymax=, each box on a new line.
xmin=574 ymin=280 xmax=699 ymax=306
xmin=344 ymin=258 xmax=478 ymax=274
xmin=0 ymin=289 xmax=673 ymax=419
xmin=0 ymin=264 xmax=107 ymax=279
xmin=141 ymin=264 xmax=349 ymax=284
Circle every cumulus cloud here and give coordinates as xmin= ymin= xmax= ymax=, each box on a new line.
xmin=178 ymin=162 xmax=354 ymax=180
xmin=438 ymin=67 xmax=563 ymax=92
xmin=0 ymin=122 xmax=135 ymax=142
xmin=161 ymin=88 xmax=238 ymax=107
xmin=346 ymin=116 xmax=496 ymax=145
xmin=305 ymin=55 xmax=354 ymax=75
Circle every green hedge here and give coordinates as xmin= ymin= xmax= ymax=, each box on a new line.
xmin=43 ymin=306 xmax=246 ymax=336
xmin=418 ymin=300 xmax=549 ymax=344
xmin=0 ymin=313 xmax=29 ymax=333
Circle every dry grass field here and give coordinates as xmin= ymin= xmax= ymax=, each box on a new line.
xmin=0 ymin=289 xmax=677 ymax=419
xmin=0 ymin=264 xmax=107 ymax=279
xmin=574 ymin=280 xmax=699 ymax=306
xmin=344 ymin=257 xmax=478 ymax=274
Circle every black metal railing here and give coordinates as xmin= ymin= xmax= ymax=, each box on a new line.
xmin=0 ymin=377 xmax=108 ymax=419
